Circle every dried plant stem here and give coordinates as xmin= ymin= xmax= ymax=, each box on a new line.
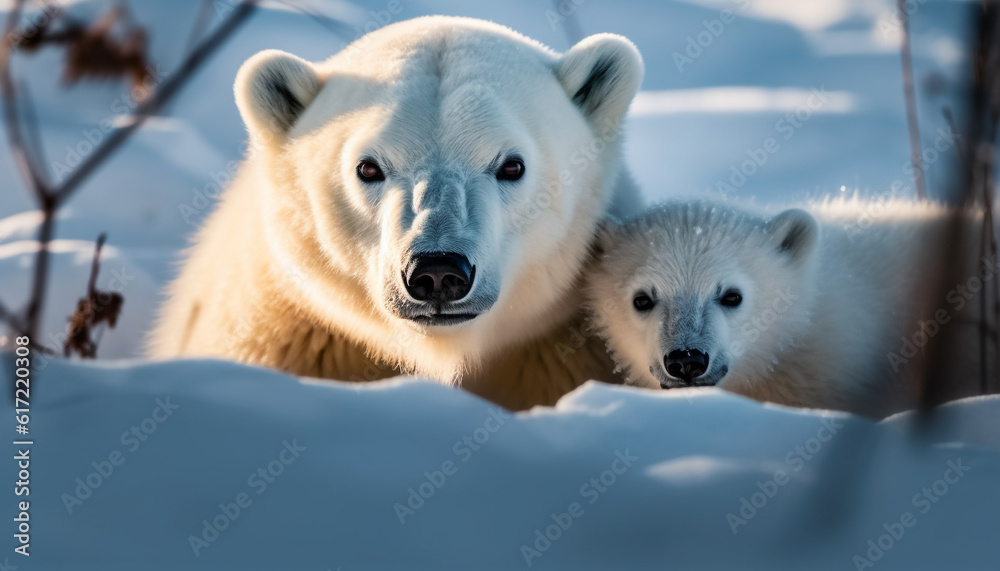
xmin=0 ymin=0 xmax=258 ymax=344
xmin=897 ymin=0 xmax=927 ymax=200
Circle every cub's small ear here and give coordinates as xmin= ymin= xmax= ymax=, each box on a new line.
xmin=592 ymin=216 xmax=622 ymax=256
xmin=235 ymin=50 xmax=323 ymax=147
xmin=556 ymin=34 xmax=644 ymax=127
xmin=766 ymin=209 xmax=818 ymax=263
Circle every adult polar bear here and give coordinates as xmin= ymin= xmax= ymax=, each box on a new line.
xmin=149 ymin=17 xmax=645 ymax=409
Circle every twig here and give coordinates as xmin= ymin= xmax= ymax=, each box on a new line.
xmin=919 ymin=0 xmax=1000 ymax=407
xmin=1 ymin=0 xmax=52 ymax=199
xmin=183 ymin=0 xmax=214 ymax=57
xmin=274 ymin=0 xmax=354 ymax=40
xmin=51 ymin=0 xmax=259 ymax=204
xmin=0 ymin=0 xmax=259 ymax=344
xmin=897 ymin=0 xmax=927 ymax=200
xmin=551 ymin=0 xmax=584 ymax=46
xmin=64 ymin=233 xmax=120 ymax=359
xmin=17 ymin=80 xmax=49 ymax=187
xmin=942 ymin=107 xmax=966 ymax=163
xmin=87 ymin=233 xmax=108 ymax=297
xmin=0 ymin=300 xmax=23 ymax=333
xmin=979 ymin=196 xmax=991 ymax=392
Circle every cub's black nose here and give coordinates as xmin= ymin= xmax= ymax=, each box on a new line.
xmin=404 ymin=253 xmax=474 ymax=302
xmin=664 ymin=349 xmax=709 ymax=383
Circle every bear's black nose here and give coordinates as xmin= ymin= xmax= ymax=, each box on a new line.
xmin=664 ymin=349 xmax=709 ymax=383
xmin=404 ymin=253 xmax=475 ymax=303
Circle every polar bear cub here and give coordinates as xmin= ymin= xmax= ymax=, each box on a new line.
xmin=586 ymin=199 xmax=988 ymax=416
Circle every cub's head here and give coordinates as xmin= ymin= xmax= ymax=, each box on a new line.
xmin=586 ymin=202 xmax=819 ymax=391
xmin=233 ymin=17 xmax=642 ymax=374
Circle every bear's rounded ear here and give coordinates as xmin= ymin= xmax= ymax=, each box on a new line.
xmin=556 ymin=33 xmax=644 ymax=127
xmin=235 ymin=50 xmax=323 ymax=148
xmin=766 ymin=209 xmax=818 ymax=263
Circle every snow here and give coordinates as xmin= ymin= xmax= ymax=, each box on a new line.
xmin=3 ymin=358 xmax=996 ymax=569
xmin=630 ymin=86 xmax=858 ymax=116
xmin=0 ymin=1 xmax=996 ymax=568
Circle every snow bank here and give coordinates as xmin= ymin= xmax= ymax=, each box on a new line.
xmin=6 ymin=357 xmax=998 ymax=570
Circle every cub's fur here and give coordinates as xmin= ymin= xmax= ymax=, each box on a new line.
xmin=587 ymin=199 xmax=988 ymax=417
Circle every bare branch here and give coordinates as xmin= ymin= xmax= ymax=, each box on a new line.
xmin=183 ymin=0 xmax=214 ymax=56
xmin=0 ymin=0 xmax=259 ymax=343
xmin=941 ymin=106 xmax=967 ymax=166
xmin=87 ymin=233 xmax=108 ymax=297
xmin=918 ymin=0 xmax=1000 ymax=408
xmin=17 ymin=79 xmax=51 ymax=187
xmin=51 ymin=0 xmax=259 ymax=204
xmin=897 ymin=0 xmax=927 ymax=200
xmin=0 ymin=299 xmax=24 ymax=333
xmin=0 ymin=0 xmax=56 ymax=342
xmin=551 ymin=0 xmax=584 ymax=46
xmin=274 ymin=0 xmax=354 ymax=40
xmin=0 ymin=0 xmax=52 ymax=200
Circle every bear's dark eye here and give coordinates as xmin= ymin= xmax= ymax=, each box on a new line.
xmin=633 ymin=293 xmax=655 ymax=313
xmin=720 ymin=289 xmax=743 ymax=308
xmin=496 ymin=158 xmax=525 ymax=182
xmin=357 ymin=160 xmax=385 ymax=183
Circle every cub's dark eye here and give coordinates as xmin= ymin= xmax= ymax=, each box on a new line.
xmin=720 ymin=289 xmax=743 ymax=308
xmin=357 ymin=160 xmax=385 ymax=183
xmin=496 ymin=158 xmax=525 ymax=182
xmin=633 ymin=293 xmax=655 ymax=313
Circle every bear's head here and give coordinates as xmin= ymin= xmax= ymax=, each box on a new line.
xmin=587 ymin=202 xmax=820 ymax=391
xmin=233 ymin=17 xmax=643 ymax=380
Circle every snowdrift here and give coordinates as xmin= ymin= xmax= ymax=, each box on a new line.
xmin=6 ymin=357 xmax=998 ymax=570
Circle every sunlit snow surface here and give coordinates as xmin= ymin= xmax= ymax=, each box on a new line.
xmin=4 ymin=357 xmax=998 ymax=570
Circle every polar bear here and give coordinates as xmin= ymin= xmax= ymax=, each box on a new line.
xmin=149 ymin=16 xmax=645 ymax=410
xmin=586 ymin=199 xmax=989 ymax=417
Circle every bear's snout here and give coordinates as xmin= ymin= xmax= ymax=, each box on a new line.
xmin=664 ymin=349 xmax=709 ymax=385
xmin=404 ymin=253 xmax=475 ymax=303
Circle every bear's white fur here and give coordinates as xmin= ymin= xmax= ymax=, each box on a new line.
xmin=149 ymin=16 xmax=645 ymax=410
xmin=587 ymin=199 xmax=989 ymax=417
